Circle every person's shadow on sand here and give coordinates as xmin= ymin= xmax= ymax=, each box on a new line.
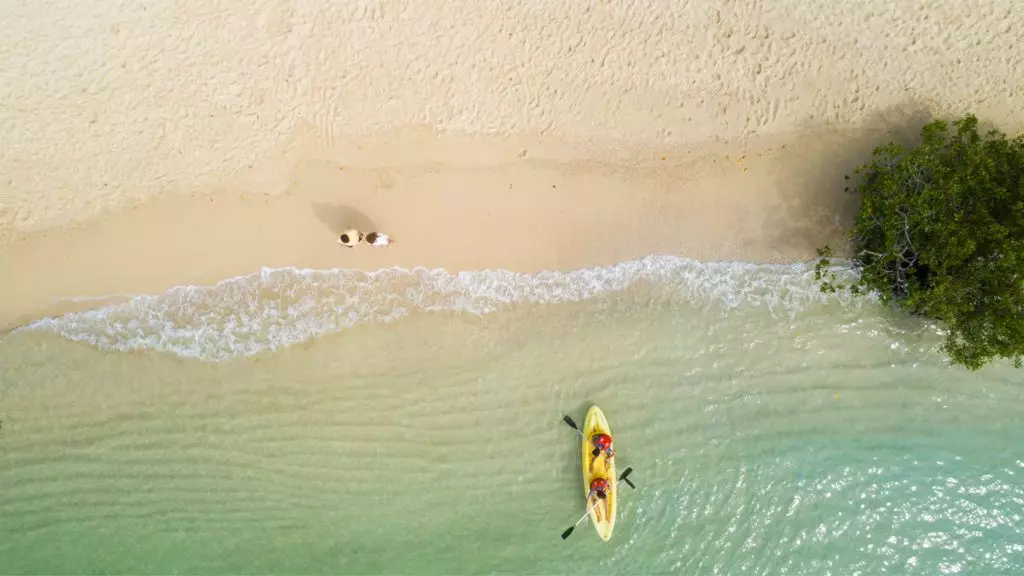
xmin=310 ymin=202 xmax=377 ymax=235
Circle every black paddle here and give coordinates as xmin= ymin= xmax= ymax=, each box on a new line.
xmin=619 ymin=467 xmax=636 ymax=490
xmin=563 ymin=415 xmax=602 ymax=456
xmin=561 ymin=500 xmax=601 ymax=540
xmin=562 ymin=415 xmax=583 ymax=437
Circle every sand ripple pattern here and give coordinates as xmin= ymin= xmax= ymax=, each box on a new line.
xmin=21 ymin=256 xmax=865 ymax=360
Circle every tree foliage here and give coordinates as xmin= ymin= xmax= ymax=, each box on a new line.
xmin=815 ymin=115 xmax=1024 ymax=370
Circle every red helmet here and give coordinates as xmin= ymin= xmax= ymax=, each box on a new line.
xmin=591 ymin=477 xmax=609 ymax=492
xmin=593 ymin=433 xmax=613 ymax=450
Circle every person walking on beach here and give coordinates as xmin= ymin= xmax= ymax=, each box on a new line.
xmin=338 ymin=229 xmax=393 ymax=248
xmin=337 ymin=229 xmax=364 ymax=248
xmin=365 ymin=232 xmax=392 ymax=247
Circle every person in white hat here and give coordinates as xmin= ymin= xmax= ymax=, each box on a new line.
xmin=337 ymin=229 xmax=363 ymax=248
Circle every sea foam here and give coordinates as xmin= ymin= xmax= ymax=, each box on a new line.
xmin=19 ymin=255 xmax=865 ymax=361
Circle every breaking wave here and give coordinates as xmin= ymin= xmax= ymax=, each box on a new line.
xmin=19 ymin=255 xmax=867 ymax=361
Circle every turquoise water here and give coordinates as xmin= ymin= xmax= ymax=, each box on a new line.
xmin=1 ymin=257 xmax=1021 ymax=574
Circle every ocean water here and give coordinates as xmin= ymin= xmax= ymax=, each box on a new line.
xmin=1 ymin=256 xmax=1021 ymax=575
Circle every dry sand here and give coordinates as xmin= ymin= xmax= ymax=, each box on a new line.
xmin=2 ymin=0 xmax=1023 ymax=329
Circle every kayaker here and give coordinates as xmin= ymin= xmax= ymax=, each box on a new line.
xmin=587 ymin=477 xmax=610 ymax=522
xmin=589 ymin=432 xmax=615 ymax=472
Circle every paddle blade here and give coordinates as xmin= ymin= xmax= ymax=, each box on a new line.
xmin=619 ymin=467 xmax=636 ymax=489
xmin=561 ymin=526 xmax=575 ymax=540
xmin=562 ymin=415 xmax=580 ymax=431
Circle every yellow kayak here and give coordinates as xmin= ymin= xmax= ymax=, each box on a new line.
xmin=582 ymin=405 xmax=616 ymax=541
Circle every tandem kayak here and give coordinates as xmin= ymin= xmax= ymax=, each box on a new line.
xmin=581 ymin=405 xmax=616 ymax=541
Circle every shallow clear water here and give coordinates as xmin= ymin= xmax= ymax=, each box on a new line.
xmin=1 ymin=258 xmax=1022 ymax=574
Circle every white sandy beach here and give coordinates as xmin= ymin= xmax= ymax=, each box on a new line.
xmin=2 ymin=0 xmax=1023 ymax=329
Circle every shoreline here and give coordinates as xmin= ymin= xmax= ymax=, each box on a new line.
xmin=2 ymin=124 xmax=884 ymax=332
xmin=13 ymin=255 xmax=857 ymax=364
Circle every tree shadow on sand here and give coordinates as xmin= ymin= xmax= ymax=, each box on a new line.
xmin=310 ymin=202 xmax=378 ymax=235
xmin=762 ymin=101 xmax=934 ymax=257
